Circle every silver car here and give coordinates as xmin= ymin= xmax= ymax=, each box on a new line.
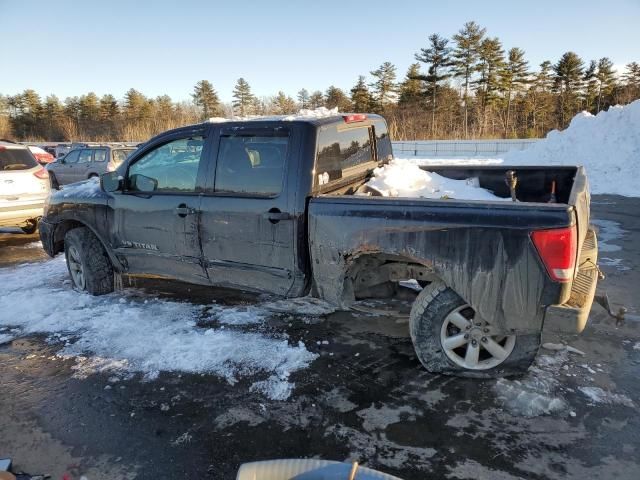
xmin=0 ymin=141 xmax=50 ymax=233
xmin=47 ymin=145 xmax=136 ymax=186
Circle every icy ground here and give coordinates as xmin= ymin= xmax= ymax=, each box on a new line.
xmin=0 ymin=255 xmax=325 ymax=400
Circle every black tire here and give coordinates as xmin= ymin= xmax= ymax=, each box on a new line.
xmin=21 ymin=219 xmax=38 ymax=234
xmin=64 ymin=227 xmax=114 ymax=295
xmin=409 ymin=281 xmax=540 ymax=378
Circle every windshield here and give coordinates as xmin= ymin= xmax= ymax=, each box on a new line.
xmin=0 ymin=148 xmax=38 ymax=171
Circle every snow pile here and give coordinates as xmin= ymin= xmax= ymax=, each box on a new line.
xmin=578 ymin=386 xmax=635 ymax=407
xmin=363 ymin=158 xmax=508 ymax=201
xmin=504 ymin=100 xmax=640 ymax=196
xmin=0 ymin=257 xmax=319 ymax=400
xmin=207 ymin=107 xmax=340 ymax=123
xmin=494 ymin=352 xmax=569 ymax=417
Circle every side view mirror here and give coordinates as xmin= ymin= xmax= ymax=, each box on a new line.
xmin=100 ymin=171 xmax=123 ymax=192
xmin=129 ymin=173 xmax=158 ymax=193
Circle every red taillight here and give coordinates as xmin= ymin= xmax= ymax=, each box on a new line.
xmin=34 ymin=167 xmax=49 ymax=179
xmin=531 ymin=226 xmax=577 ymax=282
xmin=342 ymin=114 xmax=367 ymax=123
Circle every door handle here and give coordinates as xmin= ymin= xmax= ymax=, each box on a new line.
xmin=175 ymin=204 xmax=197 ymax=217
xmin=263 ymin=208 xmax=292 ymax=224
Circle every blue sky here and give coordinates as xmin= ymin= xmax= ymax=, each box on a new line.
xmin=2 ymin=0 xmax=639 ymax=103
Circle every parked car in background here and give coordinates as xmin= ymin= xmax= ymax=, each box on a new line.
xmin=0 ymin=140 xmax=50 ymax=233
xmin=28 ymin=145 xmax=55 ymax=164
xmin=47 ymin=144 xmax=136 ymax=186
xmin=54 ymin=144 xmax=72 ymax=159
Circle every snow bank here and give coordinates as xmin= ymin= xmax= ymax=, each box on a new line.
xmin=504 ymin=100 xmax=640 ymax=196
xmin=363 ymin=158 xmax=508 ymax=201
xmin=0 ymin=257 xmax=319 ymax=400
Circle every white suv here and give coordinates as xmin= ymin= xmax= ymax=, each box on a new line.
xmin=0 ymin=141 xmax=50 ymax=233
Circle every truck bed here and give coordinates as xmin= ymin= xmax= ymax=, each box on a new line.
xmin=308 ymin=165 xmax=592 ymax=336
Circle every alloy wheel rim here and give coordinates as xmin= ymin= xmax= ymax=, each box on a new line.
xmin=67 ymin=245 xmax=86 ymax=290
xmin=440 ymin=304 xmax=516 ymax=370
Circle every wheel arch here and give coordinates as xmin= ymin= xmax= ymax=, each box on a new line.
xmin=51 ymin=219 xmax=122 ymax=271
xmin=338 ymin=251 xmax=442 ymax=306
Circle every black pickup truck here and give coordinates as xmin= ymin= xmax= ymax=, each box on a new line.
xmin=39 ymin=113 xmax=599 ymax=378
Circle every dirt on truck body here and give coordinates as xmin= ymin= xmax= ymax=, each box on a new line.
xmin=39 ymin=112 xmax=599 ymax=378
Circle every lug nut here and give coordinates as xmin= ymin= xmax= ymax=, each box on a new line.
xmin=471 ymin=340 xmax=478 ymax=346
xmin=475 ymin=322 xmax=481 ymax=326
xmin=481 ymin=337 xmax=487 ymax=342
xmin=483 ymin=328 xmax=489 ymax=333
xmin=464 ymin=334 xmax=469 ymax=339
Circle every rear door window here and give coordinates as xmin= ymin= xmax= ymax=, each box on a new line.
xmin=112 ymin=149 xmax=132 ymax=167
xmin=214 ymin=131 xmax=288 ymax=196
xmin=373 ymin=119 xmax=392 ymax=161
xmin=0 ymin=148 xmax=38 ymax=171
xmin=316 ymin=125 xmax=374 ymax=185
xmin=78 ymin=149 xmax=93 ymax=164
xmin=93 ymin=149 xmax=107 ymax=162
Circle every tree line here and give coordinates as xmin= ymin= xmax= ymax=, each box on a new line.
xmin=2 ymin=20 xmax=640 ymax=142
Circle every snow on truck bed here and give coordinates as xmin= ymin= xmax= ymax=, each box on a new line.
xmin=362 ymin=158 xmax=509 ymax=201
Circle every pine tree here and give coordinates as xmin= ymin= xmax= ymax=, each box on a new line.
xmin=124 ymin=89 xmax=148 ymax=121
xmin=415 ymin=34 xmax=452 ymax=136
xmin=622 ymin=62 xmax=640 ymax=100
xmin=274 ymin=91 xmax=297 ymax=114
xmin=350 ymin=76 xmax=372 ymax=112
xmin=232 ymin=78 xmax=255 ymax=116
xmin=369 ymin=61 xmax=398 ymax=111
xmin=308 ymin=91 xmax=324 ymax=109
xmin=324 ymin=86 xmax=352 ymax=111
xmin=595 ymin=57 xmax=616 ymax=112
xmin=297 ymin=89 xmax=310 ymax=109
xmin=582 ymin=60 xmax=598 ymax=112
xmin=452 ymin=21 xmax=486 ymax=138
xmin=529 ymin=61 xmax=555 ymax=136
xmin=500 ymin=47 xmax=529 ymax=136
xmin=398 ymin=63 xmax=423 ymax=107
xmin=476 ymin=38 xmax=505 ymax=99
xmin=192 ymin=80 xmax=222 ymax=119
xmin=553 ymin=52 xmax=584 ymax=126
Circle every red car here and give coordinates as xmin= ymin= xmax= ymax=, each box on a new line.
xmin=28 ymin=145 xmax=55 ymax=165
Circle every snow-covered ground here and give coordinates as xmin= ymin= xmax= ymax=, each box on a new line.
xmin=0 ymin=256 xmax=326 ymax=400
xmin=401 ymin=100 xmax=640 ymax=197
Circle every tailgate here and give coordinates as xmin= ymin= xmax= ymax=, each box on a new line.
xmin=568 ymin=166 xmax=591 ymax=264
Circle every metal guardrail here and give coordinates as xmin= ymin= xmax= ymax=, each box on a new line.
xmin=392 ymin=139 xmax=539 ymax=157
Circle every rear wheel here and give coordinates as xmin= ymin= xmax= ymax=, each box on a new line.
xmin=64 ymin=227 xmax=114 ymax=295
xmin=409 ymin=281 xmax=539 ymax=378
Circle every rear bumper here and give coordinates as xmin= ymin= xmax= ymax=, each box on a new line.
xmin=0 ymin=202 xmax=45 ymax=227
xmin=543 ymin=229 xmax=599 ymax=334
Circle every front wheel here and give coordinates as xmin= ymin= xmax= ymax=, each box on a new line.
xmin=409 ymin=281 xmax=539 ymax=378
xmin=64 ymin=227 xmax=114 ymax=295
